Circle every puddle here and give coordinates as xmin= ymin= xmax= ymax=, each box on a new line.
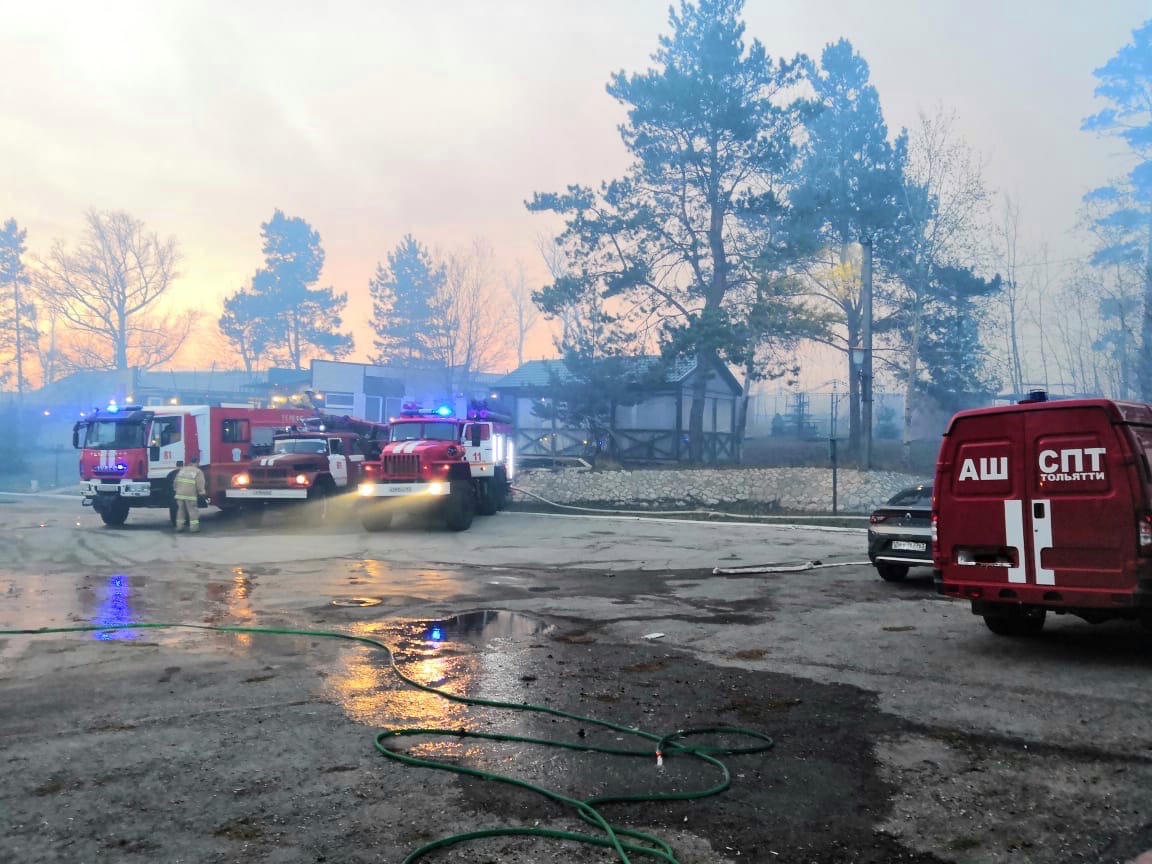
xmin=422 ymin=610 xmax=551 ymax=645
xmin=321 ymin=611 xmax=552 ymax=752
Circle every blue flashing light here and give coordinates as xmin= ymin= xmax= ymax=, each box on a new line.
xmin=435 ymin=405 xmax=453 ymax=417
xmin=429 ymin=626 xmax=443 ymax=642
xmin=107 ymin=401 xmax=119 ymax=413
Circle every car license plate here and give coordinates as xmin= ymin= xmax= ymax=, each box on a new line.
xmin=892 ymin=541 xmax=927 ymax=552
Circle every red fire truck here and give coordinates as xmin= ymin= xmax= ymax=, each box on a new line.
xmin=73 ymin=403 xmax=312 ymax=526
xmin=356 ymin=402 xmax=514 ymax=531
xmin=225 ymin=415 xmax=389 ymax=525
xmin=934 ymin=391 xmax=1152 ymax=635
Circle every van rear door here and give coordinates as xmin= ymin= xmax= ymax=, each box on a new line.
xmin=1023 ymin=405 xmax=1136 ymax=592
xmin=938 ymin=409 xmax=1025 ymax=582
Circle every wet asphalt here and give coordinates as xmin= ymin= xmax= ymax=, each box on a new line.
xmin=2 ymin=494 xmax=1152 ymax=864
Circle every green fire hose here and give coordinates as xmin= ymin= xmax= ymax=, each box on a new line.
xmin=0 ymin=622 xmax=775 ymax=863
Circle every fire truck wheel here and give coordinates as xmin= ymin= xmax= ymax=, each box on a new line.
xmin=444 ymin=480 xmax=475 ymax=531
xmin=477 ymin=478 xmax=499 ymax=516
xmin=983 ymin=608 xmax=1046 ymax=637
xmin=876 ymin=563 xmax=908 ymax=582
xmin=361 ymin=507 xmax=392 ymax=531
xmin=99 ymin=499 xmax=130 ymax=527
xmin=494 ymin=467 xmax=509 ymax=510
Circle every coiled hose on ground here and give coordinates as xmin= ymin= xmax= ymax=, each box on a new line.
xmin=0 ymin=621 xmax=775 ymax=863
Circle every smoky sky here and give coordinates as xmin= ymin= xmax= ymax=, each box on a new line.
xmin=0 ymin=0 xmax=1146 ymax=369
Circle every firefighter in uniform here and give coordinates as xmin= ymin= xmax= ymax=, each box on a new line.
xmin=173 ymin=454 xmax=207 ymax=533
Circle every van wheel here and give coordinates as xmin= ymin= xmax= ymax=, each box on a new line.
xmin=983 ymin=609 xmax=1046 ymax=636
xmin=877 ymin=563 xmax=908 ymax=582
xmin=444 ymin=480 xmax=475 ymax=531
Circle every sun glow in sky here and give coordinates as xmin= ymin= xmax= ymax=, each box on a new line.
xmin=1 ymin=0 xmax=1146 ymax=376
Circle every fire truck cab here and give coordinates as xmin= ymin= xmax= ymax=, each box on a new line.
xmin=934 ymin=391 xmax=1152 ymax=635
xmin=225 ymin=415 xmax=389 ymax=525
xmin=357 ymin=403 xmax=514 ymax=531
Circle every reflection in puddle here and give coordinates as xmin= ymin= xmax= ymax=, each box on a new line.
xmin=93 ymin=574 xmax=137 ymax=641
xmin=204 ymin=567 xmax=256 ymax=649
xmin=324 ymin=621 xmax=476 ymax=760
xmin=324 ymin=612 xmax=550 ymax=761
xmin=427 ymin=610 xmax=550 ymax=645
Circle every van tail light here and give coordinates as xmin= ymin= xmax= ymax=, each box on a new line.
xmin=1139 ymin=512 xmax=1152 ymax=555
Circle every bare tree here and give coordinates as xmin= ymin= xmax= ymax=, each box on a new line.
xmin=34 ymin=210 xmax=194 ymax=372
xmin=427 ymin=238 xmax=514 ymax=395
xmin=1031 ymin=245 xmax=1054 ymax=390
xmin=32 ymin=301 xmax=64 ymax=387
xmin=994 ymin=196 xmax=1028 ymax=396
xmin=798 ymin=247 xmax=863 ymax=434
xmin=893 ymin=107 xmax=993 ymax=464
xmin=504 ymin=259 xmax=541 ymax=368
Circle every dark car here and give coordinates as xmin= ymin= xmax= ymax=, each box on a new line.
xmin=868 ymin=483 xmax=933 ymax=582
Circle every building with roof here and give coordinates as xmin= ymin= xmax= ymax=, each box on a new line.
xmin=309 ymin=359 xmax=504 ymax=422
xmin=490 ymin=356 xmax=742 ymax=464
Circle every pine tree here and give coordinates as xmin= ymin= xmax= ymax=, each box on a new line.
xmin=1082 ymin=19 xmax=1152 ymax=397
xmin=222 ymin=210 xmax=353 ymax=370
xmin=0 ymin=218 xmax=36 ymax=393
xmin=368 ymin=234 xmax=446 ymax=366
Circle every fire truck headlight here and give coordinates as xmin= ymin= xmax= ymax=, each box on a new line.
xmin=294 ymin=473 xmax=310 ymax=486
xmin=427 ymin=482 xmax=445 ymax=495
xmin=358 ymin=483 xmax=376 ymax=497
xmin=233 ymin=473 xmax=250 ymax=487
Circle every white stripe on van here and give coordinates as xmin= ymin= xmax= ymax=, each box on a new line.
xmin=1004 ymin=499 xmax=1027 ymax=584
xmin=1031 ymin=499 xmax=1055 ymax=586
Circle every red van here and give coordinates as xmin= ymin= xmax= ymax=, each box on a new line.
xmin=933 ymin=392 xmax=1152 ymax=635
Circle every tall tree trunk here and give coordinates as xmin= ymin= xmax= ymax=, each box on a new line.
xmin=1007 ymin=281 xmax=1024 ymax=396
xmin=1141 ymin=223 xmax=1152 ymax=401
xmin=689 ymin=360 xmax=708 ymax=464
xmin=861 ymin=239 xmax=874 ymax=470
xmin=13 ymin=277 xmax=23 ymax=396
xmin=848 ymin=345 xmax=860 ymax=458
xmin=735 ymin=358 xmax=755 ymax=464
xmin=117 ymin=315 xmax=128 ymax=371
xmin=903 ymin=308 xmax=920 ymax=470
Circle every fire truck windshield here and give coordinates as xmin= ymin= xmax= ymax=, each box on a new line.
xmin=273 ymin=438 xmax=328 ymax=455
xmin=390 ymin=423 xmax=459 ymax=442
xmin=82 ymin=421 xmax=146 ymax=450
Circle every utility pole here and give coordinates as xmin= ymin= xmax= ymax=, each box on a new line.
xmin=861 ymin=236 xmax=874 ymax=470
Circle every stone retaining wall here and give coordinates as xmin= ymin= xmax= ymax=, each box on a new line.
xmin=511 ymin=466 xmax=930 ymax=514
